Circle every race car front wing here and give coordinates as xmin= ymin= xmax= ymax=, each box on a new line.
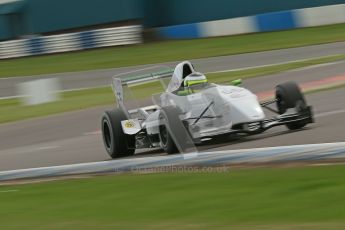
xmin=230 ymin=100 xmax=314 ymax=135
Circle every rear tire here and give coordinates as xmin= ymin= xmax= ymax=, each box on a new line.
xmin=276 ymin=81 xmax=308 ymax=130
xmin=101 ymin=109 xmax=135 ymax=158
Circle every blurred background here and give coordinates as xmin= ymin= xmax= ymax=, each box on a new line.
xmin=1 ymin=0 xmax=344 ymax=43
xmin=0 ymin=0 xmax=344 ymax=40
xmin=0 ymin=0 xmax=344 ymax=102
xmin=0 ymin=1 xmax=345 ymax=229
xmin=0 ymin=0 xmax=344 ymax=167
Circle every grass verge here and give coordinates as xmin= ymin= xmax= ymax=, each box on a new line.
xmin=1 ymin=164 xmax=345 ymax=229
xmin=1 ymin=55 xmax=345 ymax=124
xmin=0 ymin=87 xmax=115 ymax=124
xmin=0 ymin=24 xmax=344 ymax=77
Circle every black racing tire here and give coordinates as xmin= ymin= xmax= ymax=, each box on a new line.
xmin=276 ymin=81 xmax=308 ymax=130
xmin=159 ymin=122 xmax=178 ymax=154
xmin=101 ymin=109 xmax=135 ymax=158
xmin=159 ymin=106 xmax=190 ymax=154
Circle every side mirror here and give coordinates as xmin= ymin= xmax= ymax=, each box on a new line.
xmin=231 ymin=79 xmax=242 ymax=86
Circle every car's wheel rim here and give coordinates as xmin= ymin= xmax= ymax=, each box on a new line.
xmin=159 ymin=125 xmax=168 ymax=148
xmin=103 ymin=120 xmax=112 ymax=150
xmin=276 ymin=94 xmax=286 ymax=114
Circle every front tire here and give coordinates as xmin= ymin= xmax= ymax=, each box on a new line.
xmin=101 ymin=109 xmax=135 ymax=158
xmin=276 ymin=81 xmax=308 ymax=130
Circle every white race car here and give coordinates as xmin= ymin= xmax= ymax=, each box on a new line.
xmin=101 ymin=61 xmax=314 ymax=158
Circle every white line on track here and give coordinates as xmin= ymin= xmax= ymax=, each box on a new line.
xmin=315 ymin=109 xmax=345 ymax=118
xmin=288 ymin=62 xmax=339 ymax=72
xmin=206 ymin=59 xmax=345 ymax=74
xmin=0 ymin=190 xmax=19 ymax=193
xmin=1 ymin=56 xmax=344 ymax=100
xmin=35 ymin=146 xmax=60 ymax=151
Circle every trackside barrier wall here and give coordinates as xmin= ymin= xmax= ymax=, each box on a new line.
xmin=0 ymin=25 xmax=142 ymax=59
xmin=1 ymin=142 xmax=345 ymax=181
xmin=158 ymin=4 xmax=345 ymax=39
xmin=295 ymin=4 xmax=345 ymax=27
xmin=0 ymin=4 xmax=344 ymax=58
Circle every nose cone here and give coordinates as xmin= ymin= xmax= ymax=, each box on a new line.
xmin=231 ymin=98 xmax=265 ymax=122
xmin=219 ymin=86 xmax=265 ymax=123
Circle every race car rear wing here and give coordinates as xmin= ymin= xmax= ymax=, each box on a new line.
xmin=111 ymin=66 xmax=174 ymax=118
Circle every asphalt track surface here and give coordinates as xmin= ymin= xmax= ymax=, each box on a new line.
xmin=0 ymin=61 xmax=344 ymax=171
xmin=1 ymin=42 xmax=345 ymax=98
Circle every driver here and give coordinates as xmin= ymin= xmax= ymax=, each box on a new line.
xmin=183 ymin=72 xmax=208 ymax=89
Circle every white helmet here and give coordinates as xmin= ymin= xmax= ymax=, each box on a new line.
xmin=183 ymin=72 xmax=208 ymax=87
